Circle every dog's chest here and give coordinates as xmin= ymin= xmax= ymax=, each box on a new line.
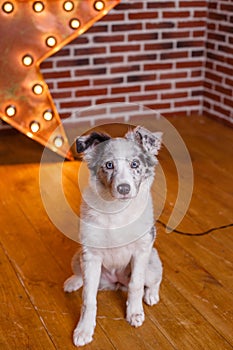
xmin=100 ymin=246 xmax=132 ymax=270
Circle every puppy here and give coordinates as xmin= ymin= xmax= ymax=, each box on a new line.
xmin=64 ymin=126 xmax=163 ymax=347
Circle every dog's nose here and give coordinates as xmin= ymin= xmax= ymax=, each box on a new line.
xmin=117 ymin=183 xmax=131 ymax=195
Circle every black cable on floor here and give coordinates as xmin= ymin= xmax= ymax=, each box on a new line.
xmin=157 ymin=220 xmax=233 ymax=236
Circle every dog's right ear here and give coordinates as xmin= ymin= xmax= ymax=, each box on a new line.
xmin=76 ymin=132 xmax=111 ymax=153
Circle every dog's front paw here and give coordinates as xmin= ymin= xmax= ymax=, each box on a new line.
xmin=64 ymin=275 xmax=83 ymax=293
xmin=144 ymin=287 xmax=160 ymax=306
xmin=73 ymin=327 xmax=93 ymax=347
xmin=126 ymin=310 xmax=145 ymax=328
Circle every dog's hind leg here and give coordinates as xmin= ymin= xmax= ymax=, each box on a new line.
xmin=64 ymin=251 xmax=83 ymax=293
xmin=143 ymin=247 xmax=162 ymax=306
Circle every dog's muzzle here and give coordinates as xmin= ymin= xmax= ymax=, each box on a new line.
xmin=117 ymin=183 xmax=131 ymax=195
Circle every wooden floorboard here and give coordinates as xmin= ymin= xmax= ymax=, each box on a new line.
xmin=0 ymin=116 xmax=232 ymax=349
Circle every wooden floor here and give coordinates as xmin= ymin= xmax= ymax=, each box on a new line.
xmin=0 ymin=116 xmax=232 ymax=350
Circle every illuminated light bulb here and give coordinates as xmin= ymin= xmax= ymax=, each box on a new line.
xmin=46 ymin=36 xmax=57 ymax=47
xmin=33 ymin=84 xmax=44 ymax=95
xmin=70 ymin=18 xmax=80 ymax=30
xmin=22 ymin=54 xmax=34 ymax=67
xmin=94 ymin=0 xmax=105 ymax=11
xmin=5 ymin=105 xmax=16 ymax=117
xmin=30 ymin=121 xmax=40 ymax=133
xmin=2 ymin=2 xmax=14 ymax=13
xmin=33 ymin=1 xmax=44 ymax=13
xmin=43 ymin=109 xmax=53 ymax=121
xmin=63 ymin=1 xmax=74 ymax=11
xmin=54 ymin=136 xmax=64 ymax=148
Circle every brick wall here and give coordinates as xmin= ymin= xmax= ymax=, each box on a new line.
xmin=40 ymin=0 xmax=208 ymax=124
xmin=1 ymin=0 xmax=232 ymax=130
xmin=203 ymin=0 xmax=233 ymax=124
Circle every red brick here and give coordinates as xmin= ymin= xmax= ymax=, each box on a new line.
xmin=129 ymin=12 xmax=159 ymax=20
xmin=146 ymin=22 xmax=175 ymax=30
xmin=208 ymin=12 xmax=227 ymax=21
xmin=176 ymin=80 xmax=203 ymax=89
xmin=204 ymin=90 xmax=220 ymax=101
xmin=52 ymin=91 xmax=72 ymax=99
xmin=175 ymin=100 xmax=200 ymax=108
xmin=87 ymin=25 xmax=108 ymax=34
xmin=214 ymin=104 xmax=231 ymax=117
xmin=145 ymin=83 xmax=171 ymax=91
xmin=56 ymin=59 xmax=89 ymax=67
xmin=101 ymin=13 xmax=124 ymax=21
xmin=94 ymin=56 xmax=123 ymax=65
xmin=147 ymin=2 xmax=175 ymax=9
xmin=110 ymin=44 xmax=140 ymax=53
xmin=60 ymin=101 xmax=91 ymax=109
xmin=127 ymin=74 xmax=156 ymax=83
xmin=176 ymin=61 xmax=203 ymax=69
xmin=75 ymin=68 xmax=106 ymax=77
xmin=42 ymin=71 xmax=71 ymax=80
xmin=178 ymin=20 xmax=206 ymax=28
xmin=144 ymin=63 xmax=172 ymax=71
xmin=96 ymin=97 xmax=125 ymax=104
xmin=162 ymin=31 xmax=190 ymax=39
xmin=163 ymin=11 xmax=190 ymax=19
xmin=128 ymin=54 xmax=157 ymax=62
xmin=179 ymin=1 xmax=206 ymax=7
xmin=111 ymin=65 xmax=140 ymax=74
xmin=224 ymin=98 xmax=233 ymax=109
xmin=205 ymin=71 xmax=222 ymax=83
xmin=74 ymin=47 xmax=106 ymax=56
xmin=177 ymin=40 xmax=205 ymax=48
xmin=161 ymin=92 xmax=188 ymax=100
xmin=160 ymin=72 xmax=187 ymax=80
xmin=57 ymin=80 xmax=89 ymax=89
xmin=93 ymin=77 xmax=124 ymax=86
xmin=60 ymin=112 xmax=71 ymax=119
xmin=128 ymin=33 xmax=158 ymax=41
xmin=146 ymin=102 xmax=171 ymax=110
xmin=112 ymin=23 xmax=142 ymax=31
xmin=225 ymin=78 xmax=233 ymax=87
xmin=112 ymin=86 xmax=141 ymax=94
xmin=75 ymin=88 xmax=107 ymax=98
xmin=192 ymin=70 xmax=202 ymax=77
xmin=145 ymin=42 xmax=173 ymax=51
xmin=161 ymin=51 xmax=188 ymax=60
xmin=215 ymin=84 xmax=232 ymax=97
xmin=194 ymin=11 xmax=207 ymax=17
xmin=129 ymin=94 xmax=157 ymax=102
xmin=220 ymin=3 xmax=233 ymax=12
xmin=115 ymin=3 xmax=143 ymax=10
xmin=94 ymin=35 xmax=124 ymax=43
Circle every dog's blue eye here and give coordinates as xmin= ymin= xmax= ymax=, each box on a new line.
xmin=106 ymin=161 xmax=114 ymax=169
xmin=131 ymin=160 xmax=139 ymax=168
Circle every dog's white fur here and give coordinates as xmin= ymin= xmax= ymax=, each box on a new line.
xmin=64 ymin=127 xmax=163 ymax=347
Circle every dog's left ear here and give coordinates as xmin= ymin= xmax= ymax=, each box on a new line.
xmin=125 ymin=126 xmax=163 ymax=155
xmin=76 ymin=132 xmax=111 ymax=153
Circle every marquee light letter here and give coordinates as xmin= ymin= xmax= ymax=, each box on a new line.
xmin=0 ymin=0 xmax=120 ymax=160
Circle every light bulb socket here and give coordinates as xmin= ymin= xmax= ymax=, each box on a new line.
xmin=43 ymin=109 xmax=53 ymax=121
xmin=54 ymin=136 xmax=64 ymax=148
xmin=2 ymin=2 xmax=14 ymax=13
xmin=94 ymin=0 xmax=105 ymax=11
xmin=5 ymin=105 xmax=16 ymax=117
xmin=46 ymin=36 xmax=57 ymax=47
xmin=30 ymin=121 xmax=40 ymax=133
xmin=32 ymin=84 xmax=44 ymax=95
xmin=22 ymin=54 xmax=34 ymax=67
xmin=63 ymin=1 xmax=74 ymax=12
xmin=33 ymin=1 xmax=44 ymax=13
xmin=69 ymin=18 xmax=80 ymax=30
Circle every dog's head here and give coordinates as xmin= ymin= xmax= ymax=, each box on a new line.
xmin=76 ymin=127 xmax=162 ymax=200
